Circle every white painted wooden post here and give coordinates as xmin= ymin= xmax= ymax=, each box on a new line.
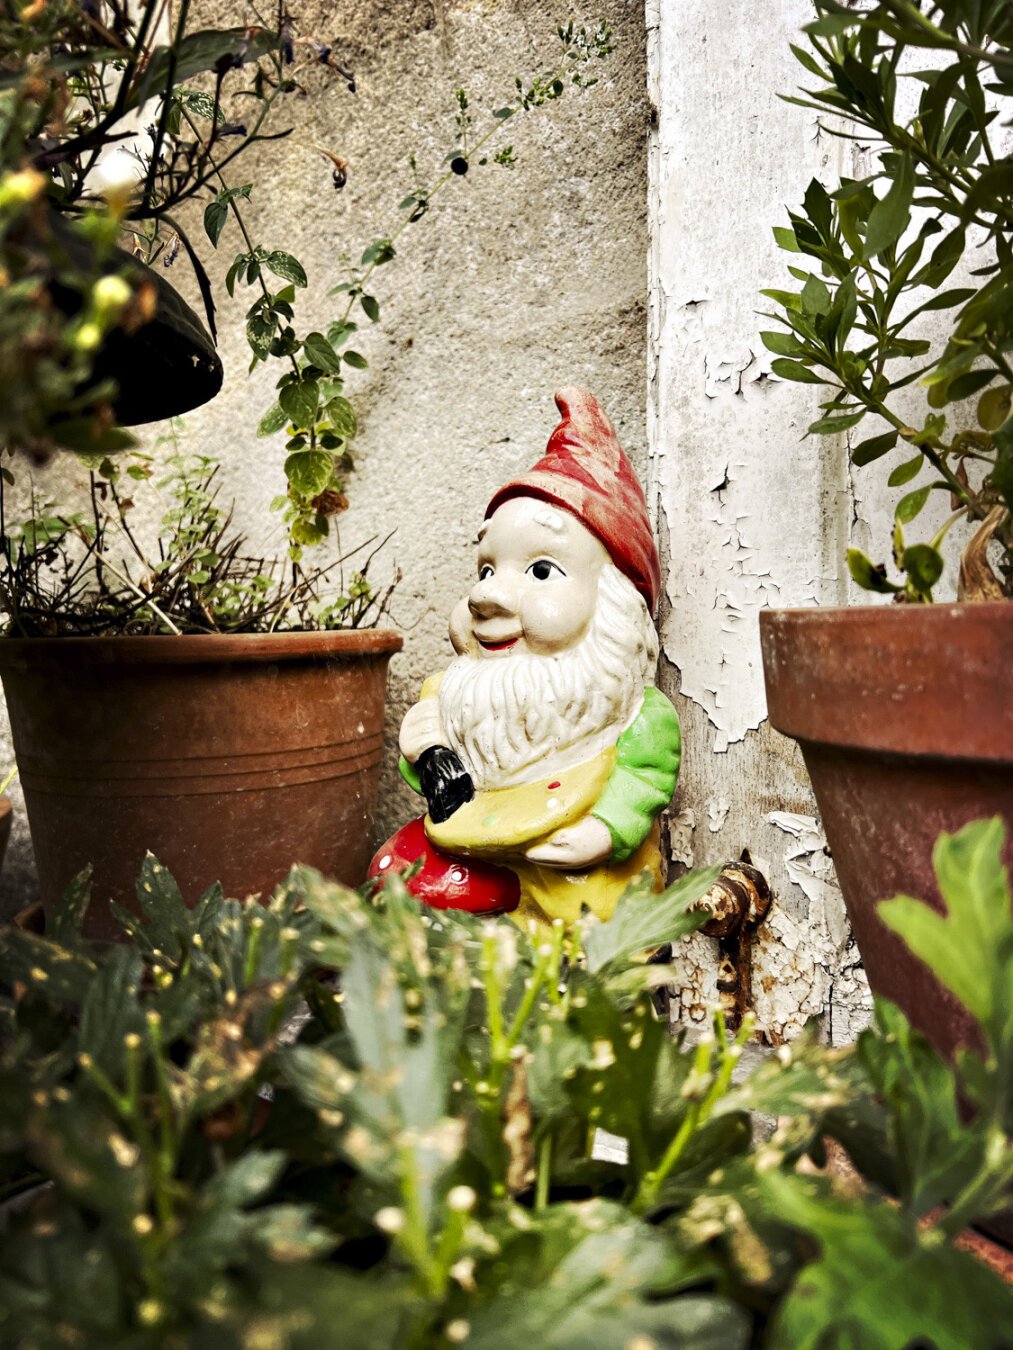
xmin=648 ymin=0 xmax=873 ymax=1042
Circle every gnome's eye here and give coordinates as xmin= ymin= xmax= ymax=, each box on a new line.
xmin=527 ymin=559 xmax=564 ymax=581
xmin=478 ymin=564 xmax=494 ymax=581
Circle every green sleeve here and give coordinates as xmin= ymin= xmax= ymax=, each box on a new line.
xmin=399 ymin=754 xmax=422 ymax=794
xmin=591 ymin=685 xmax=681 ymax=862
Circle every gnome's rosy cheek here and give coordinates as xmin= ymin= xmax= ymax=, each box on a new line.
xmin=519 ymin=571 xmax=600 ymax=654
xmin=449 ymin=595 xmax=477 ymax=655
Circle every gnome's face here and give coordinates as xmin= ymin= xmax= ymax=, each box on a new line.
xmin=449 ymin=497 xmax=610 ymax=659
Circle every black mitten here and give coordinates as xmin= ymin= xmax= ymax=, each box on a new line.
xmin=417 ymin=745 xmax=475 ymax=823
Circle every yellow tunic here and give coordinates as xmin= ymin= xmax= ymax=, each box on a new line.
xmin=425 ymin=748 xmax=663 ymax=928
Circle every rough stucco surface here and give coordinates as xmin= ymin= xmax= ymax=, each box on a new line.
xmin=0 ymin=0 xmax=649 ymax=918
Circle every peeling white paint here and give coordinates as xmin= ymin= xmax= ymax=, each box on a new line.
xmin=667 ymin=807 xmax=696 ymax=867
xmin=707 ymin=798 xmax=730 ymax=833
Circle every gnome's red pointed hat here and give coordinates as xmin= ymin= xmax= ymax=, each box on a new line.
xmin=486 ymin=387 xmax=661 ymax=614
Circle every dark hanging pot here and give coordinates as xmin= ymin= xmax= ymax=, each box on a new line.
xmin=46 ymin=208 xmax=224 ymax=424
xmin=760 ymin=602 xmax=1013 ymax=1065
xmin=0 ymin=630 xmax=402 ymax=940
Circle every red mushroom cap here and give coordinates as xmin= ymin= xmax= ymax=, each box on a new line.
xmin=368 ymin=816 xmax=520 ymax=915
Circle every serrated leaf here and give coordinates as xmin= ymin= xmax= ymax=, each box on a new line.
xmin=764 ymin=1171 xmax=1013 ymax=1350
xmin=48 ymin=867 xmax=94 ymax=944
xmin=324 ymin=396 xmax=357 ymax=440
xmin=878 ymin=819 xmax=1013 ymax=1053
xmin=582 ymin=867 xmax=718 ymax=973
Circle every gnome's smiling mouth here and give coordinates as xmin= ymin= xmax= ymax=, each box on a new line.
xmin=476 ymin=635 xmax=520 ymax=653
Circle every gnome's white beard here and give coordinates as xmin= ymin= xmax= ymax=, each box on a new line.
xmin=438 ymin=565 xmax=659 ymax=790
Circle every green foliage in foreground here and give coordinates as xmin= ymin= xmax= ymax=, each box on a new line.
xmin=0 ymin=822 xmax=1011 ymax=1348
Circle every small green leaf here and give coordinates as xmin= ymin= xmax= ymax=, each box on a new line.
xmin=808 ymin=411 xmax=866 ymax=435
xmin=324 ymin=396 xmax=357 ymax=440
xmin=847 ymin=548 xmax=902 ymax=593
xmin=342 ymin=350 xmax=368 ymax=370
xmin=203 ymin=198 xmax=229 ymax=247
xmin=302 ymin=332 xmax=342 ymax=374
xmin=279 ymin=379 xmax=320 ymax=429
xmin=977 ymin=385 xmax=1011 ymax=432
xmin=895 ymin=485 xmax=931 ymax=524
xmin=771 ymin=358 xmax=826 ymax=384
xmin=901 ymin=543 xmax=944 ymax=596
xmin=761 ymin=330 xmax=805 ymax=356
xmin=801 ymin=274 xmax=832 ymax=315
xmin=865 ymin=152 xmax=915 ymax=258
xmin=851 ymin=430 xmax=898 ymax=466
xmin=583 ymin=866 xmax=718 ymax=974
xmin=360 ymin=294 xmax=380 ymax=322
xmin=887 ymin=454 xmax=923 ymax=487
xmin=265 ymin=251 xmax=308 ymax=287
xmin=257 ymin=401 xmax=288 ymax=438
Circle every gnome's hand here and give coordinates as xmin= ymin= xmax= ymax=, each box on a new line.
xmin=417 ymin=746 xmax=474 ymax=824
xmin=525 ymin=816 xmax=613 ymax=869
xmin=399 ymin=698 xmax=447 ymax=764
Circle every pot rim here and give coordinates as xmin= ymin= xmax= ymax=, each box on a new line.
xmin=0 ymin=628 xmax=403 ymax=669
xmin=760 ymin=600 xmax=1012 ymax=760
xmin=761 ymin=599 xmax=1011 ymax=623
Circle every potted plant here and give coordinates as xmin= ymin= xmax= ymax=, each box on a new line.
xmin=1 ymin=820 xmax=1010 ymax=1342
xmin=758 ymin=0 xmax=1013 ymax=1064
xmin=0 ymin=2 xmax=614 ymax=935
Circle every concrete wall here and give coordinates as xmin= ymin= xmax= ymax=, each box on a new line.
xmin=0 ymin=0 xmax=650 ymax=917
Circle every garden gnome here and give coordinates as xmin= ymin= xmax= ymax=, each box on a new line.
xmin=369 ymin=387 xmax=681 ymax=928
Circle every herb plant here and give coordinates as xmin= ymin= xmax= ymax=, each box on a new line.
xmin=764 ymin=0 xmax=1013 ymax=601
xmin=0 ymin=429 xmax=397 ymax=636
xmin=2 ymin=818 xmax=1011 ymax=1346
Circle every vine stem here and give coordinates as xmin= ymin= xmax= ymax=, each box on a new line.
xmin=178 ymin=105 xmax=301 ymax=383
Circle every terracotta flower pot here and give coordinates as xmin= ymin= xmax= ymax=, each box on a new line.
xmin=760 ymin=602 xmax=1013 ymax=1065
xmin=0 ymin=630 xmax=401 ymax=940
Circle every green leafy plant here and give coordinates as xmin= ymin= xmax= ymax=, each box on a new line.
xmin=0 ymin=427 xmax=397 ymax=635
xmin=2 ymin=819 xmax=1011 ymax=1346
xmin=764 ymin=0 xmax=1013 ymax=601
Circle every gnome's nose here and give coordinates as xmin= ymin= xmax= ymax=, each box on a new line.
xmin=469 ymin=578 xmax=514 ymax=619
